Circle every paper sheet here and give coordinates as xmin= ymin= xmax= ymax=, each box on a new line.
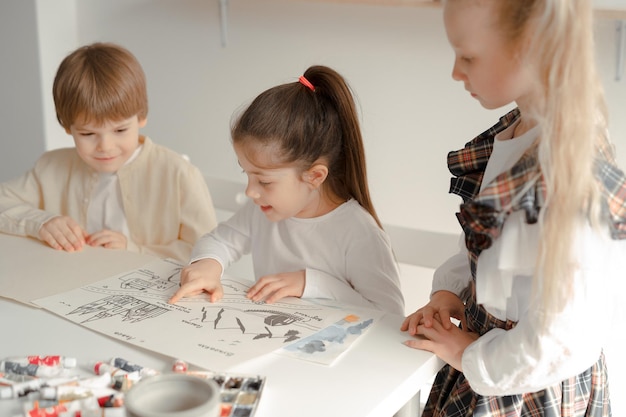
xmin=33 ymin=258 xmax=369 ymax=370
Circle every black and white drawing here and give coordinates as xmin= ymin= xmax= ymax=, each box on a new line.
xmin=34 ymin=258 xmax=351 ymax=370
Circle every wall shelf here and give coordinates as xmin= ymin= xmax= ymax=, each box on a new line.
xmin=219 ymin=0 xmax=228 ymax=47
xmin=302 ymin=0 xmax=626 ymax=80
xmin=594 ymin=0 xmax=626 ymax=19
xmin=303 ymin=0 xmax=626 ymax=18
xmin=303 ymin=0 xmax=441 ymax=7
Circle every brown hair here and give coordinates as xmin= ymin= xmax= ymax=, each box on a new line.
xmin=231 ymin=65 xmax=382 ymax=228
xmin=53 ymin=42 xmax=148 ymax=129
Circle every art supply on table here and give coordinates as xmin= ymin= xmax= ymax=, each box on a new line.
xmin=110 ymin=357 xmax=158 ymax=377
xmin=0 ymin=377 xmax=44 ymax=399
xmin=97 ymin=392 xmax=124 ymax=408
xmin=205 ymin=372 xmax=265 ymax=417
xmin=2 ymin=355 xmax=265 ymax=417
xmin=3 ymin=356 xmax=76 ymax=369
xmin=0 ymin=372 xmax=39 ymax=384
xmin=0 ymin=360 xmax=64 ymax=378
xmin=93 ymin=361 xmax=145 ymax=393
xmin=111 ymin=373 xmax=140 ymax=392
xmin=16 ymin=372 xmax=123 ymax=417
xmin=38 ymin=385 xmax=94 ymax=403
xmin=173 ymin=361 xmax=266 ymax=417
xmin=38 ymin=384 xmax=117 ymax=403
xmin=70 ymin=373 xmax=112 ymax=389
xmin=171 ymin=359 xmax=188 ymax=373
xmin=93 ymin=361 xmax=130 ymax=377
xmin=26 ymin=396 xmax=102 ymax=417
xmin=124 ymin=373 xmax=220 ymax=417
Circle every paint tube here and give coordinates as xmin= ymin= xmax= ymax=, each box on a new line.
xmin=171 ymin=359 xmax=188 ymax=373
xmin=93 ymin=361 xmax=129 ymax=377
xmin=25 ymin=396 xmax=101 ymax=417
xmin=110 ymin=357 xmax=158 ymax=376
xmin=0 ymin=360 xmax=62 ymax=378
xmin=0 ymin=377 xmax=44 ymax=399
xmin=2 ymin=356 xmax=76 ymax=369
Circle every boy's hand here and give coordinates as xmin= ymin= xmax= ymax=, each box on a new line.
xmin=246 ymin=270 xmax=305 ymax=304
xmin=39 ymin=216 xmax=87 ymax=252
xmin=168 ymin=258 xmax=224 ymax=304
xmin=87 ymin=229 xmax=127 ymax=249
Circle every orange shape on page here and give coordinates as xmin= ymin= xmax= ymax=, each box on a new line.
xmin=344 ymin=314 xmax=360 ymax=322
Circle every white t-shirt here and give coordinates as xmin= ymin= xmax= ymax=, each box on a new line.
xmin=191 ymin=199 xmax=405 ymax=315
xmin=86 ymin=145 xmax=143 ymax=237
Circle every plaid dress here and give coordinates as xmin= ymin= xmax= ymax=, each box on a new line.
xmin=422 ymin=108 xmax=625 ymax=417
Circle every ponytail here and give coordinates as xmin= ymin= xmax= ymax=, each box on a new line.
xmin=232 ymin=65 xmax=382 ymax=228
xmin=302 ymin=66 xmax=382 ymax=228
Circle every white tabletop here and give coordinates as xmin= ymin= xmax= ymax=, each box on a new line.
xmin=0 ymin=235 xmax=443 ymax=417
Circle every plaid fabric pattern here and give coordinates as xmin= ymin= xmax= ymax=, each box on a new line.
xmin=596 ymin=160 xmax=626 ymax=238
xmin=448 ymin=108 xmax=521 ymax=203
xmin=420 ymin=111 xmax=624 ymax=416
xmin=422 ymin=289 xmax=612 ymax=417
xmin=449 ymin=110 xmax=626 ymax=275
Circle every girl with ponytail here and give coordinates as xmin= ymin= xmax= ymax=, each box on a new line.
xmin=170 ymin=66 xmax=404 ymax=316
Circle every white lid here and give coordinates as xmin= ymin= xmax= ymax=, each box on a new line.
xmin=39 ymin=386 xmax=56 ymax=400
xmin=62 ymin=357 xmax=77 ymax=368
xmin=0 ymin=386 xmax=14 ymax=400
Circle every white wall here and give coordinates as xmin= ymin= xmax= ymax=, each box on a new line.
xmin=62 ymin=0 xmax=472 ymax=236
xmin=0 ymin=0 xmax=46 ymax=182
xmin=36 ymin=0 xmax=78 ymax=151
xmin=32 ymin=0 xmax=624 ymax=237
xmin=4 ymin=0 xmax=626 ymax=234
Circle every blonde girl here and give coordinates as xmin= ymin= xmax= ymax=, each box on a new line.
xmin=402 ymin=0 xmax=625 ymax=415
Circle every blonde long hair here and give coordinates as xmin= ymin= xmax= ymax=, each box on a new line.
xmin=503 ymin=0 xmax=608 ymax=315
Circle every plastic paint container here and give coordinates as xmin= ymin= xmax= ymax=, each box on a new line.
xmin=124 ymin=373 xmax=220 ymax=417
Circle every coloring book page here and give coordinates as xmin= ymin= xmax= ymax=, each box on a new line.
xmin=33 ymin=258 xmax=360 ymax=371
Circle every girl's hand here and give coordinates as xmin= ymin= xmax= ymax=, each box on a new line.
xmin=86 ymin=229 xmax=127 ymax=249
xmin=168 ymin=258 xmax=224 ymax=304
xmin=403 ymin=318 xmax=478 ymax=372
xmin=39 ymin=216 xmax=87 ymax=252
xmin=401 ymin=290 xmax=467 ymax=335
xmin=246 ymin=270 xmax=305 ymax=303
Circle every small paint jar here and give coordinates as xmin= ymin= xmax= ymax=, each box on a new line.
xmin=124 ymin=373 xmax=220 ymax=417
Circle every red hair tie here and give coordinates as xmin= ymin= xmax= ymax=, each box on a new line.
xmin=299 ymin=75 xmax=315 ymax=92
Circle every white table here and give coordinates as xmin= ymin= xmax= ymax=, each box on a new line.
xmin=0 ymin=234 xmax=443 ymax=417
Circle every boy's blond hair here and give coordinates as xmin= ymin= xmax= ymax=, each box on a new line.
xmin=53 ymin=42 xmax=148 ymax=129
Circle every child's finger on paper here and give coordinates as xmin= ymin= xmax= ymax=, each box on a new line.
xmin=248 ymin=282 xmax=274 ymax=302
xmin=170 ymin=280 xmax=215 ymax=304
xmin=246 ymin=281 xmax=264 ymax=300
xmin=209 ymin=287 xmax=224 ymax=303
xmin=169 ymin=284 xmax=195 ymax=304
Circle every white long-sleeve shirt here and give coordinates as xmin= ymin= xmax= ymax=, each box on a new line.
xmin=462 ymin=211 xmax=624 ymax=395
xmin=191 ymin=198 xmax=405 ymax=315
xmin=434 ymin=122 xmax=625 ymax=395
